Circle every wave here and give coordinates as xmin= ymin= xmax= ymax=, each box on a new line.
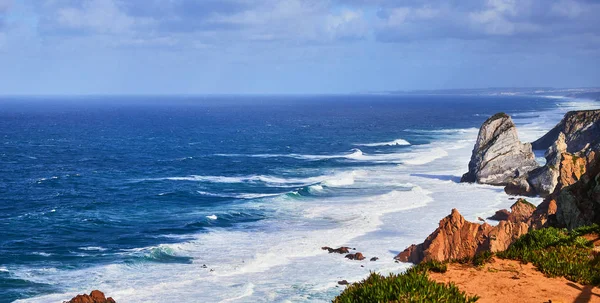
xmin=355 ymin=138 xmax=410 ymax=147
xmin=402 ymin=147 xmax=449 ymax=165
xmin=196 ymin=191 xmax=283 ymax=199
xmin=404 ymin=128 xmax=479 ymax=134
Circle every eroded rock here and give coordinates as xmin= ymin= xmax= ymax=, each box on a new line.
xmin=396 ymin=209 xmax=529 ymax=264
xmin=461 ymin=113 xmax=538 ymax=185
xmin=65 ymin=290 xmax=116 ymax=303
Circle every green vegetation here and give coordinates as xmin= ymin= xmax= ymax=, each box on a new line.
xmin=333 ymin=261 xmax=478 ymax=303
xmin=497 ymin=225 xmax=600 ymax=285
xmin=488 ymin=112 xmax=508 ymax=121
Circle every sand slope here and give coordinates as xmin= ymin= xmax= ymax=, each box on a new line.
xmin=429 ymin=258 xmax=600 ymax=303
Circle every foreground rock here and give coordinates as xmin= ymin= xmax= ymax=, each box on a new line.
xmin=461 ymin=113 xmax=538 ymax=185
xmin=532 ymin=109 xmax=600 ymax=152
xmin=396 ymin=209 xmax=528 ymax=263
xmin=65 ymin=290 xmax=115 ymax=303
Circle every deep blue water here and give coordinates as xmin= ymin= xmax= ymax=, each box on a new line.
xmin=0 ymin=95 xmax=556 ymax=302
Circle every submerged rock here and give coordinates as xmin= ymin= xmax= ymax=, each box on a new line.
xmin=321 ymin=246 xmax=350 ymax=254
xmin=65 ymin=290 xmax=116 ymax=303
xmin=461 ymin=113 xmax=538 ymax=185
xmin=532 ymin=110 xmax=600 ymax=153
xmin=345 ymin=252 xmax=365 ymax=261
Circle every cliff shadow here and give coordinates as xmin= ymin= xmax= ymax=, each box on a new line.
xmin=566 ymin=282 xmax=600 ymax=303
xmin=410 ymin=173 xmax=461 ymax=183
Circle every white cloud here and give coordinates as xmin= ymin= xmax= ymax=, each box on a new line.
xmin=53 ymin=0 xmax=153 ymax=34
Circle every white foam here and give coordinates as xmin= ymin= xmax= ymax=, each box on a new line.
xmin=355 ymin=138 xmax=410 ymax=147
xmin=206 ymin=215 xmax=218 ymax=220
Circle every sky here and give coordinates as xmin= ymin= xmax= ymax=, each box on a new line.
xmin=0 ymin=0 xmax=599 ymax=94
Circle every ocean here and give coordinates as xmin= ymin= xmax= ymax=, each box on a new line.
xmin=1 ymin=94 xmax=598 ymax=303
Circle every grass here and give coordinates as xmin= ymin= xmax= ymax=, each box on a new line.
xmin=333 ymin=261 xmax=478 ymax=303
xmin=497 ymin=225 xmax=600 ymax=285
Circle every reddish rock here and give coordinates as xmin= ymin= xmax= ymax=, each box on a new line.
xmin=321 ymin=246 xmax=350 ymax=254
xmin=396 ymin=209 xmax=529 ymax=264
xmin=507 ymin=199 xmax=536 ymax=223
xmin=345 ymin=252 xmax=365 ymax=261
xmin=66 ymin=290 xmax=115 ymax=303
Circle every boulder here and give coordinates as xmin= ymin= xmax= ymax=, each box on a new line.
xmin=321 ymin=246 xmax=350 ymax=254
xmin=488 ymin=209 xmax=510 ymax=221
xmin=461 ymin=113 xmax=538 ymax=185
xmin=532 ymin=110 xmax=600 ymax=153
xmin=345 ymin=252 xmax=365 ymax=261
xmin=507 ymin=199 xmax=536 ymax=223
xmin=396 ymin=209 xmax=529 ymax=264
xmin=65 ymin=290 xmax=116 ymax=303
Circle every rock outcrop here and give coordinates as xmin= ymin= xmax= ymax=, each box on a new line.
xmin=486 ymin=199 xmax=536 ymax=222
xmin=532 ymin=110 xmax=600 ymax=153
xmin=395 ymin=209 xmax=528 ymax=264
xmin=461 ymin=113 xmax=538 ymax=185
xmin=65 ymin=290 xmax=115 ymax=303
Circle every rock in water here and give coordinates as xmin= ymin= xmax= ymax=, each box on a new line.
xmin=461 ymin=113 xmax=538 ymax=185
xmin=532 ymin=110 xmax=600 ymax=153
xmin=65 ymin=290 xmax=116 ymax=303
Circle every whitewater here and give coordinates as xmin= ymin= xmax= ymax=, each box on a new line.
xmin=4 ymin=96 xmax=598 ymax=303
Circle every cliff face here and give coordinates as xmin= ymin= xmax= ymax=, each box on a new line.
xmin=532 ymin=110 xmax=600 ymax=153
xmin=461 ymin=113 xmax=538 ymax=185
xmin=555 ymin=150 xmax=600 ymax=229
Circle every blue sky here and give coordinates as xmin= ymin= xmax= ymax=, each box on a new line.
xmin=0 ymin=0 xmax=599 ymax=94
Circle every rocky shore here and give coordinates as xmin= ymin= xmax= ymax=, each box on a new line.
xmin=399 ymin=109 xmax=600 ymax=263
xmin=335 ymin=108 xmax=600 ymax=302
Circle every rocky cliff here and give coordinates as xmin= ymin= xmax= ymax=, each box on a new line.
xmin=532 ymin=110 xmax=600 ymax=152
xmin=400 ymin=110 xmax=600 ymax=264
xmin=461 ymin=113 xmax=538 ymax=185
xmin=396 ymin=208 xmax=529 ymax=263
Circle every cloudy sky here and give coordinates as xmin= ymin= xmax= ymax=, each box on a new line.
xmin=0 ymin=0 xmax=599 ymax=94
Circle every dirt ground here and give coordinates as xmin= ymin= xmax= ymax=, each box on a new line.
xmin=429 ymin=257 xmax=600 ymax=303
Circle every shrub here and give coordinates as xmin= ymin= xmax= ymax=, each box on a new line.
xmin=497 ymin=226 xmax=600 ymax=286
xmin=333 ymin=267 xmax=479 ymax=303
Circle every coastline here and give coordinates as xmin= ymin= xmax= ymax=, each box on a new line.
xmin=14 ymin=95 xmax=600 ymax=303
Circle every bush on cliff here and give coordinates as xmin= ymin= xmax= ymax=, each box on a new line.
xmin=498 ymin=225 xmax=600 ymax=286
xmin=333 ymin=261 xmax=478 ymax=303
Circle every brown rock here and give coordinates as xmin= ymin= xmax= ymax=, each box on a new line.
xmin=396 ymin=208 xmax=530 ymax=264
xmin=338 ymin=280 xmax=349 ymax=285
xmin=321 ymin=246 xmax=350 ymax=254
xmin=488 ymin=209 xmax=510 ymax=221
xmin=66 ymin=290 xmax=115 ymax=303
xmin=507 ymin=199 xmax=536 ymax=223
xmin=345 ymin=252 xmax=365 ymax=261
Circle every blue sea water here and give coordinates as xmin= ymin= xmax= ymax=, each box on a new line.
xmin=0 ymin=95 xmax=594 ymax=302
